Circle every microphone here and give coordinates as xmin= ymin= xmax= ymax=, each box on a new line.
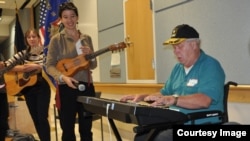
xmin=73 ymin=82 xmax=86 ymax=91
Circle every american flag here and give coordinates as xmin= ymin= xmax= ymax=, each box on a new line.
xmin=41 ymin=0 xmax=67 ymax=47
xmin=39 ymin=0 xmax=67 ymax=87
xmin=39 ymin=0 xmax=47 ymax=45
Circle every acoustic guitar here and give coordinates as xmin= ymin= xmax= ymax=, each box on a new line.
xmin=0 ymin=54 xmax=26 ymax=95
xmin=4 ymin=69 xmax=39 ymax=96
xmin=56 ymin=41 xmax=127 ymax=76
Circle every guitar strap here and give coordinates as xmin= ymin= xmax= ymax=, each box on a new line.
xmin=55 ymin=82 xmax=61 ymax=110
xmin=84 ymin=34 xmax=91 ymax=87
xmin=87 ymin=69 xmax=91 ymax=87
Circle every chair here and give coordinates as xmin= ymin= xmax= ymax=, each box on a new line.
xmin=187 ymin=81 xmax=238 ymax=124
xmin=221 ymin=81 xmax=238 ymax=123
xmin=53 ymin=91 xmax=104 ymax=141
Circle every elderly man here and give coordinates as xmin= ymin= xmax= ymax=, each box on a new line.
xmin=120 ymin=24 xmax=225 ymax=141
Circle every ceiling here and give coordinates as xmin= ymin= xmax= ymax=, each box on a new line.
xmin=0 ymin=0 xmax=39 ymax=44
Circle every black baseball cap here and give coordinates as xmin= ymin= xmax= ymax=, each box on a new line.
xmin=163 ymin=24 xmax=199 ymax=45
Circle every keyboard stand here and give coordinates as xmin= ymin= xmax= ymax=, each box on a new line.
xmin=108 ymin=118 xmax=122 ymax=141
xmin=133 ymin=122 xmax=173 ymax=141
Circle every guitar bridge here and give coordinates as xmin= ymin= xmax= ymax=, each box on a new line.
xmin=63 ymin=63 xmax=68 ymax=72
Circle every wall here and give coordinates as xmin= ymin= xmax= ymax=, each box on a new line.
xmin=228 ymin=102 xmax=249 ymax=124
xmin=97 ymin=0 xmax=126 ymax=83
xmin=154 ymin=0 xmax=250 ymax=84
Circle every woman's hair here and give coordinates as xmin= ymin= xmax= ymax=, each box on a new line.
xmin=24 ymin=28 xmax=40 ymax=46
xmin=59 ymin=2 xmax=78 ymax=18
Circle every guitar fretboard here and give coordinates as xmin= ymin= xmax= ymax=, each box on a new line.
xmin=85 ymin=42 xmax=126 ymax=60
xmin=85 ymin=47 xmax=110 ymax=60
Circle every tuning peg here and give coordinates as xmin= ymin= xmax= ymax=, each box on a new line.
xmin=125 ymin=36 xmax=134 ymax=47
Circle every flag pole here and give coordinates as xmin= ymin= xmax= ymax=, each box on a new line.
xmin=15 ymin=0 xmax=18 ymax=14
xmin=14 ymin=0 xmax=26 ymax=53
xmin=14 ymin=0 xmax=18 ymax=53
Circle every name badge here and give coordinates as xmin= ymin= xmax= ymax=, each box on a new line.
xmin=187 ymin=79 xmax=198 ymax=87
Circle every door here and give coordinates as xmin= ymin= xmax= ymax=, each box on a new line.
xmin=125 ymin=0 xmax=155 ymax=81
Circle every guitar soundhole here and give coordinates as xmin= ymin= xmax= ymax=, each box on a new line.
xmin=19 ymin=78 xmax=30 ymax=87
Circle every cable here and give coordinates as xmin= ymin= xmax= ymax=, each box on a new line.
xmin=106 ymin=103 xmax=113 ymax=141
xmin=106 ymin=103 xmax=110 ymax=116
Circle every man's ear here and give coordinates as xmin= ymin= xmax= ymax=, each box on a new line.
xmin=191 ymin=41 xmax=200 ymax=50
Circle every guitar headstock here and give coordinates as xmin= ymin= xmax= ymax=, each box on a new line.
xmin=109 ymin=42 xmax=127 ymax=52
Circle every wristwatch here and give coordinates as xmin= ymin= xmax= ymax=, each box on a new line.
xmin=172 ymin=94 xmax=179 ymax=106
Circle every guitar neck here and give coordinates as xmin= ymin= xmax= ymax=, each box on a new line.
xmin=0 ymin=63 xmax=15 ymax=76
xmin=23 ymin=69 xmax=39 ymax=79
xmin=0 ymin=50 xmax=28 ymax=76
xmin=85 ymin=47 xmax=111 ymax=60
xmin=85 ymin=42 xmax=126 ymax=60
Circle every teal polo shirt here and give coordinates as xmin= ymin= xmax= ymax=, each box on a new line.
xmin=161 ymin=50 xmax=225 ymax=124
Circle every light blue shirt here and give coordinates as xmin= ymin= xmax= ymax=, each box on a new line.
xmin=161 ymin=50 xmax=225 ymax=124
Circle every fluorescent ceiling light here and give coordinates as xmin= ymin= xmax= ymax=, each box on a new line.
xmin=0 ymin=1 xmax=6 ymax=4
